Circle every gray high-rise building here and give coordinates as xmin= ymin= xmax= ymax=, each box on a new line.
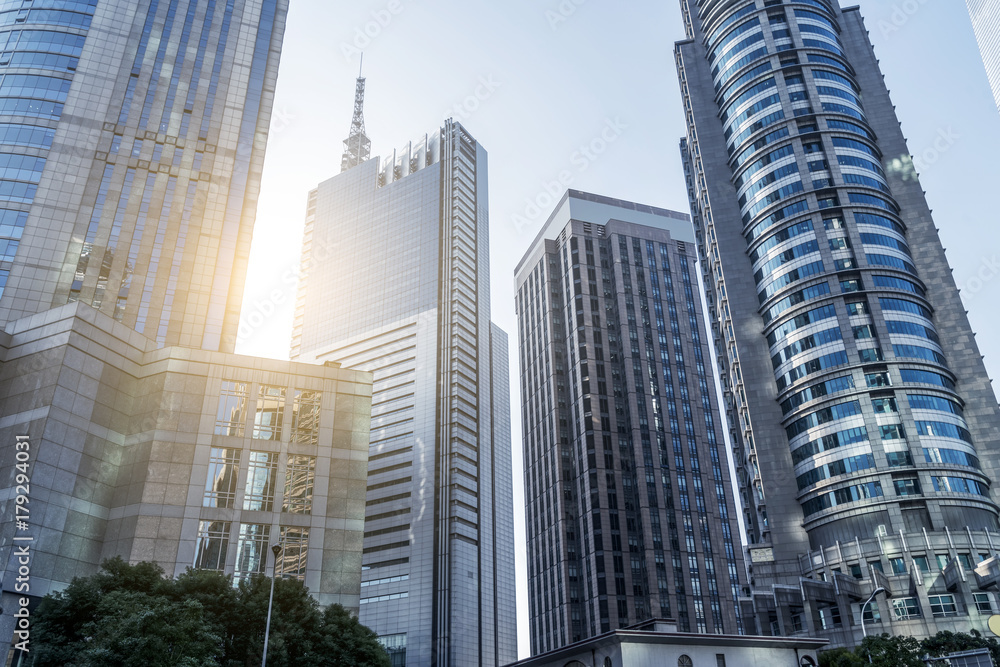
xmin=676 ymin=0 xmax=1000 ymax=647
xmin=968 ymin=0 xmax=1000 ymax=114
xmin=290 ymin=114 xmax=516 ymax=667
xmin=0 ymin=0 xmax=374 ymax=660
xmin=515 ymin=190 xmax=748 ymax=655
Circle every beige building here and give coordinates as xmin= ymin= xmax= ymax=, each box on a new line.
xmin=505 ymin=619 xmax=824 ymax=667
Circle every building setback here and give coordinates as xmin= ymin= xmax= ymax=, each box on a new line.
xmin=676 ymin=0 xmax=1000 ymax=646
xmin=515 ymin=190 xmax=747 ymax=656
xmin=0 ymin=0 xmax=373 ymax=658
xmin=290 ymin=116 xmax=516 ymax=667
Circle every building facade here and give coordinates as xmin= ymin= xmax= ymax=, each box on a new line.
xmin=290 ymin=119 xmax=516 ymax=667
xmin=504 ymin=618 xmax=824 ymax=667
xmin=0 ymin=0 xmax=375 ymax=660
xmin=676 ymin=0 xmax=1000 ymax=646
xmin=515 ymin=191 xmax=748 ymax=656
xmin=967 ymin=0 xmax=1000 ymax=115
xmin=0 ymin=0 xmax=285 ymax=352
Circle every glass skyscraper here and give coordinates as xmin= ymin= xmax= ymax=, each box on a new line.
xmin=0 ymin=0 xmax=282 ymax=352
xmin=677 ymin=0 xmax=1000 ymax=646
xmin=515 ymin=190 xmax=747 ymax=654
xmin=290 ymin=119 xmax=516 ymax=667
xmin=0 ymin=0 xmax=375 ymax=660
xmin=967 ymin=0 xmax=1000 ymax=114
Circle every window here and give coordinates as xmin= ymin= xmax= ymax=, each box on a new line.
xmin=871 ymin=397 xmax=897 ymax=414
xmin=194 ymin=520 xmax=231 ymax=570
xmin=885 ymin=451 xmax=912 ymax=467
xmin=866 ymin=372 xmax=890 ymax=387
xmin=936 ymin=554 xmax=951 ymax=570
xmin=277 ymin=526 xmax=309 ymax=580
xmin=893 ymin=478 xmax=921 ymax=496
xmin=292 ymin=389 xmax=321 ymax=445
xmin=868 ymin=559 xmax=884 ymax=574
xmin=234 ymin=523 xmax=271 ymax=583
xmin=928 ymin=594 xmax=958 ymax=618
xmin=974 ymin=593 xmax=993 ymax=615
xmin=717 ymin=655 xmax=727 ymax=667
xmin=913 ymin=556 xmax=930 ymax=574
xmin=850 ymin=563 xmax=862 ymax=579
xmin=215 ymin=381 xmax=248 ymax=436
xmin=891 ymin=597 xmax=921 ymax=620
xmin=283 ymin=454 xmax=316 ymax=514
xmin=379 ymin=633 xmax=407 ymax=667
xmin=204 ymin=447 xmax=240 ymax=508
xmin=889 ymin=557 xmax=906 ymax=575
xmin=959 ymin=553 xmax=974 ymax=571
xmin=243 ymin=451 xmax=278 ymax=511
xmin=880 ymin=424 xmax=905 ymax=440
xmin=861 ymin=600 xmax=880 ymax=622
xmin=678 ymin=657 xmax=693 ymax=667
xmin=254 ymin=385 xmax=286 ymax=440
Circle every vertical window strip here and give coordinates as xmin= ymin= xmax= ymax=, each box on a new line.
xmin=137 ymin=0 xmax=180 ymax=130
xmin=114 ymin=172 xmax=156 ymax=320
xmin=135 ymin=176 xmax=175 ymax=333
xmin=156 ymin=0 xmax=199 ymax=133
xmin=116 ymin=0 xmax=160 ymax=125
xmin=69 ymin=163 xmax=114 ymax=301
xmin=90 ymin=167 xmax=134 ymax=308
xmin=156 ymin=180 xmax=196 ymax=345
xmin=198 ymin=0 xmax=235 ymax=140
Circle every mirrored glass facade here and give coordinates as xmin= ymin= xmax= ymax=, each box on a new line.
xmin=676 ymin=0 xmax=1000 ymax=646
xmin=291 ymin=120 xmax=516 ymax=667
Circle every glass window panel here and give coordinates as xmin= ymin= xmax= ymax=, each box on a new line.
xmin=203 ymin=447 xmax=240 ymax=508
xmin=277 ymin=526 xmax=309 ymax=580
xmin=283 ymin=454 xmax=315 ymax=514
xmin=253 ymin=385 xmax=285 ymax=440
xmin=243 ymin=451 xmax=278 ymax=511
xmin=215 ymin=380 xmax=248 ymax=436
xmin=234 ymin=523 xmax=270 ymax=583
xmin=194 ymin=520 xmax=230 ymax=571
xmin=292 ymin=389 xmax=321 ymax=445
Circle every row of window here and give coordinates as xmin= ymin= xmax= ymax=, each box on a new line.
xmin=205 ymin=448 xmax=315 ymax=514
xmin=216 ymin=381 xmax=322 ymax=444
xmin=194 ymin=521 xmax=308 ymax=581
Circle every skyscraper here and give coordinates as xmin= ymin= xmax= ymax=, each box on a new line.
xmin=289 ymin=106 xmax=516 ymax=666
xmin=0 ymin=0 xmax=284 ymax=352
xmin=0 ymin=0 xmax=374 ymax=658
xmin=676 ymin=0 xmax=1000 ymax=645
xmin=967 ymin=0 xmax=1000 ymax=114
xmin=515 ymin=190 xmax=747 ymax=654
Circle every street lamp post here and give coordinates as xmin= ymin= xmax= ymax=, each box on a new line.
xmin=861 ymin=585 xmax=886 ymax=664
xmin=261 ymin=543 xmax=283 ymax=667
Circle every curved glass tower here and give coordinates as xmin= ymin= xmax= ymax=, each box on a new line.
xmin=677 ymin=0 xmax=1000 ymax=646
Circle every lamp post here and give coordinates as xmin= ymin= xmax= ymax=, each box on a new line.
xmin=261 ymin=543 xmax=283 ymax=667
xmin=861 ymin=585 xmax=886 ymax=664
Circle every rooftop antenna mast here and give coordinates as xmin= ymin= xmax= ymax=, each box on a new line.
xmin=341 ymin=54 xmax=371 ymax=172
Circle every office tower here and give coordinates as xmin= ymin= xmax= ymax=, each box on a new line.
xmin=0 ymin=0 xmax=285 ymax=352
xmin=676 ymin=0 xmax=1000 ymax=646
xmin=968 ymin=0 xmax=1000 ymax=114
xmin=0 ymin=0 xmax=374 ymax=657
xmin=289 ymin=109 xmax=516 ymax=666
xmin=515 ymin=190 xmax=748 ymax=655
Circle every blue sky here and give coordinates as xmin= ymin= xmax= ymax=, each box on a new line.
xmin=238 ymin=0 xmax=1000 ymax=657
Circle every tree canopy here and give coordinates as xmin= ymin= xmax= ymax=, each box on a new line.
xmin=819 ymin=630 xmax=1000 ymax=667
xmin=29 ymin=557 xmax=391 ymax=667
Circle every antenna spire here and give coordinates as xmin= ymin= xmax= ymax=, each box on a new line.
xmin=342 ymin=55 xmax=371 ymax=172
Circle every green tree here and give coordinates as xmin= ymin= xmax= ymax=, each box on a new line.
xmin=313 ymin=603 xmax=392 ymax=667
xmin=855 ymin=634 xmax=924 ymax=667
xmin=921 ymin=629 xmax=1000 ymax=665
xmin=30 ymin=559 xmax=390 ymax=667
xmin=818 ymin=646 xmax=864 ymax=667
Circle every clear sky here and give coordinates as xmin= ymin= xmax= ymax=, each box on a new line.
xmin=237 ymin=0 xmax=1000 ymax=658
